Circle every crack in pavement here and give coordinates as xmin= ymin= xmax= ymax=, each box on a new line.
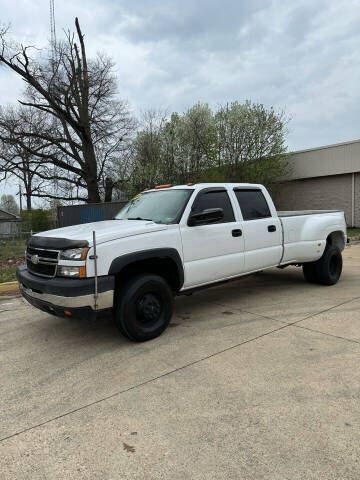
xmin=0 ymin=323 xmax=295 ymax=443
xmin=223 ymin=297 xmax=360 ymax=346
xmin=290 ymin=324 xmax=360 ymax=345
xmin=215 ymin=295 xmax=360 ymax=332
xmin=1 ymin=295 xmax=360 ymax=444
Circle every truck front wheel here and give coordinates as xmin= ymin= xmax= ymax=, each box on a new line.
xmin=115 ymin=274 xmax=174 ymax=342
xmin=303 ymin=245 xmax=342 ymax=286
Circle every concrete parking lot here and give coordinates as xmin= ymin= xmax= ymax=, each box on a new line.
xmin=1 ymin=244 xmax=360 ymax=479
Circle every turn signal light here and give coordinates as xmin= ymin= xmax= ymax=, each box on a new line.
xmin=64 ymin=310 xmax=72 ymax=316
xmin=79 ymin=266 xmax=87 ymax=278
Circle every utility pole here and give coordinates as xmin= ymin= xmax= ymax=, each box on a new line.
xmin=18 ymin=183 xmax=23 ymax=213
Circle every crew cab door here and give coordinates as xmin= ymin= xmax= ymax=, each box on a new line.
xmin=233 ymin=188 xmax=282 ymax=272
xmin=180 ymin=187 xmax=245 ymax=288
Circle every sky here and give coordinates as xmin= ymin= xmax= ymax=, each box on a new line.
xmin=1 ymin=0 xmax=360 ymax=201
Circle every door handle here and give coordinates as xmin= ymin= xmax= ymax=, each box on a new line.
xmin=268 ymin=225 xmax=276 ymax=232
xmin=232 ymin=229 xmax=242 ymax=237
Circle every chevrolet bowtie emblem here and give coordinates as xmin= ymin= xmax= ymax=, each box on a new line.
xmin=30 ymin=255 xmax=39 ymax=265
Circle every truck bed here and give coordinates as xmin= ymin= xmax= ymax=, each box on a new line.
xmin=277 ymin=210 xmax=341 ymax=218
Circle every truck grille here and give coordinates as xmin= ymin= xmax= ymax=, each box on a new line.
xmin=26 ymin=247 xmax=60 ymax=278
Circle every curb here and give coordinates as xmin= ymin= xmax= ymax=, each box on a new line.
xmin=0 ymin=281 xmax=19 ymax=293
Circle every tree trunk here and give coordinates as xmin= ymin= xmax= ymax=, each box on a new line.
xmin=83 ymin=140 xmax=101 ymax=203
xmin=104 ymin=177 xmax=113 ymax=202
xmin=24 ymin=167 xmax=32 ymax=210
xmin=25 ymin=190 xmax=32 ymax=210
xmin=86 ymin=178 xmax=101 ymax=203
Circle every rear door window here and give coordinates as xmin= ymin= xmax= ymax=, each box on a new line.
xmin=234 ymin=189 xmax=271 ymax=221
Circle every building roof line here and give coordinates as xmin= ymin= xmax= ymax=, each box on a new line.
xmin=0 ymin=208 xmax=21 ymax=220
xmin=291 ymin=138 xmax=360 ymax=155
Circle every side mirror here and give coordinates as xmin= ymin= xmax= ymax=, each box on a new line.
xmin=188 ymin=208 xmax=224 ymax=226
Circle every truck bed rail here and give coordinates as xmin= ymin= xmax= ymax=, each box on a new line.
xmin=277 ymin=210 xmax=341 ymax=217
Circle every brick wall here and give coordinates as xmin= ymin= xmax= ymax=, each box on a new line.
xmin=273 ymin=173 xmax=359 ymax=226
xmin=355 ymin=172 xmax=360 ymax=227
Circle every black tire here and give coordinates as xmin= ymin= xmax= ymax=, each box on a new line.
xmin=115 ymin=274 xmax=174 ymax=342
xmin=303 ymin=245 xmax=342 ymax=286
xmin=303 ymin=262 xmax=319 ymax=283
xmin=314 ymin=244 xmax=342 ymax=285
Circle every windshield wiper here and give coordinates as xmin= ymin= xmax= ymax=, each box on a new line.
xmin=127 ymin=217 xmax=153 ymax=221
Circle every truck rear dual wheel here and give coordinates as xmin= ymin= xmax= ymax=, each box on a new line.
xmin=115 ymin=274 xmax=174 ymax=342
xmin=303 ymin=244 xmax=342 ymax=285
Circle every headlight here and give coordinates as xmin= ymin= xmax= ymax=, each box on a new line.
xmin=60 ymin=248 xmax=89 ymax=261
xmin=57 ymin=266 xmax=86 ymax=278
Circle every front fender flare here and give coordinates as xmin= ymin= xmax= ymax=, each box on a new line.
xmin=108 ymin=248 xmax=184 ymax=290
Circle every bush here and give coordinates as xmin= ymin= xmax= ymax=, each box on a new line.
xmin=21 ymin=209 xmax=54 ymax=233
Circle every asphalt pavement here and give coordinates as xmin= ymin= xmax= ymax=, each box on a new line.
xmin=1 ymin=244 xmax=360 ymax=479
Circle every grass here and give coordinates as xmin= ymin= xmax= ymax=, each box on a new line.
xmin=347 ymin=228 xmax=360 ymax=237
xmin=0 ymin=238 xmax=27 ymax=259
xmin=0 ymin=266 xmax=18 ymax=283
xmin=0 ymin=239 xmax=27 ymax=283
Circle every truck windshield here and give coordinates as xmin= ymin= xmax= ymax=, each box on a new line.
xmin=115 ymin=189 xmax=193 ymax=224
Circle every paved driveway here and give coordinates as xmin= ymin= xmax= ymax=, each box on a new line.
xmin=1 ymin=244 xmax=360 ymax=479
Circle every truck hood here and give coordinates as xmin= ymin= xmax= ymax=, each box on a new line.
xmin=35 ymin=220 xmax=168 ymax=246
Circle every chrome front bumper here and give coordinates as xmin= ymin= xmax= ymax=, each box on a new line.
xmin=17 ymin=265 xmax=115 ymax=319
xmin=19 ymin=284 xmax=114 ymax=310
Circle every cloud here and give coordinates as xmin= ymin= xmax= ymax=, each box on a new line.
xmin=0 ymin=0 xmax=359 ymax=154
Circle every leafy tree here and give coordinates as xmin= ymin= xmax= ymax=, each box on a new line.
xmin=127 ymin=110 xmax=165 ymax=194
xmin=175 ymin=103 xmax=216 ymax=183
xmin=21 ymin=209 xmax=54 ymax=233
xmin=125 ymin=101 xmax=288 ymax=195
xmin=214 ymin=101 xmax=289 ymax=187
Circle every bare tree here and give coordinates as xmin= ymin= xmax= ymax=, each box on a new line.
xmin=0 ymin=106 xmax=49 ymax=210
xmin=0 ymin=194 xmax=19 ymax=215
xmin=0 ymin=18 xmax=135 ymax=203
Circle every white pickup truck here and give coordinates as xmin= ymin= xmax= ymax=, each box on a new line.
xmin=17 ymin=183 xmax=347 ymax=341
